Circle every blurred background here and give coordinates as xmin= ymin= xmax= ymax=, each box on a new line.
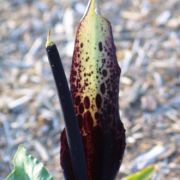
xmin=0 ymin=0 xmax=179 ymax=179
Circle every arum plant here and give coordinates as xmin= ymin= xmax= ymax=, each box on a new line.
xmin=5 ymin=0 xmax=158 ymax=180
xmin=46 ymin=0 xmax=126 ymax=179
xmin=59 ymin=0 xmax=126 ymax=179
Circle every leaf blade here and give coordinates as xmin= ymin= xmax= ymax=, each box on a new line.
xmin=6 ymin=145 xmax=53 ymax=180
xmin=124 ymin=165 xmax=155 ymax=180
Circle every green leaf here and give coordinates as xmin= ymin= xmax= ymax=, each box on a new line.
xmin=124 ymin=165 xmax=155 ymax=180
xmin=6 ymin=145 xmax=53 ymax=180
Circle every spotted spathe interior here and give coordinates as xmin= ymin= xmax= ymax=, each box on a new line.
xmin=60 ymin=0 xmax=126 ymax=179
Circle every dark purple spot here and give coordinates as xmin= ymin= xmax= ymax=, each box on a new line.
xmin=86 ymin=57 xmax=89 ymax=62
xmin=100 ymin=83 xmax=105 ymax=94
xmin=83 ymin=111 xmax=93 ymax=131
xmin=80 ymin=43 xmax=83 ymax=48
xmin=71 ymin=70 xmax=77 ymax=76
xmin=98 ymin=42 xmax=103 ymax=51
xmin=79 ymin=103 xmax=84 ymax=113
xmin=84 ymin=96 xmax=90 ymax=109
xmin=74 ymin=62 xmax=78 ymax=67
xmin=102 ymin=69 xmax=107 ymax=77
xmin=96 ymin=94 xmax=102 ymax=109
xmin=78 ymin=84 xmax=81 ymax=89
xmin=71 ymin=77 xmax=75 ymax=82
xmin=75 ymin=96 xmax=81 ymax=105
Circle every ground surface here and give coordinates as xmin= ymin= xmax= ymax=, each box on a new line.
xmin=0 ymin=0 xmax=179 ymax=179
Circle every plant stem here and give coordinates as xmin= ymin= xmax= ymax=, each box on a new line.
xmin=46 ymin=31 xmax=87 ymax=180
